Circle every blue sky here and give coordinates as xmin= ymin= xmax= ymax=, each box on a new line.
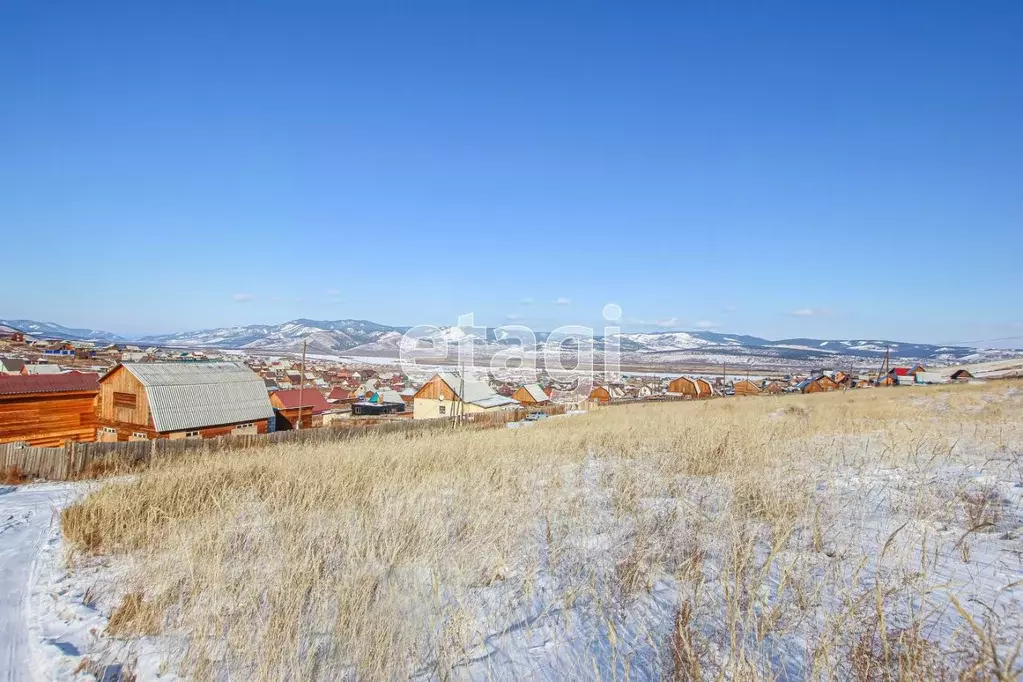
xmin=1 ymin=1 xmax=1021 ymax=345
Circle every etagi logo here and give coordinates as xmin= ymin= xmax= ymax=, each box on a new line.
xmin=398 ymin=305 xmax=624 ymax=395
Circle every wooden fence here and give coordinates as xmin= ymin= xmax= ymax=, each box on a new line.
xmin=1 ymin=402 xmax=578 ymax=481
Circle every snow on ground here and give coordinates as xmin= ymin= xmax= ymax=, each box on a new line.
xmin=7 ymin=388 xmax=1023 ymax=679
xmin=1 ymin=483 xmax=85 ymax=681
xmin=0 ymin=482 xmax=176 ymax=681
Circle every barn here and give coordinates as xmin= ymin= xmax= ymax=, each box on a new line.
xmin=798 ymin=375 xmax=839 ymax=393
xmin=667 ymin=376 xmax=700 ymax=398
xmin=0 ymin=373 xmax=100 ymax=446
xmin=513 ymin=383 xmax=550 ymax=406
xmin=588 ymin=385 xmax=625 ymax=405
xmin=733 ymin=379 xmax=761 ymax=396
xmin=97 ymin=362 xmax=274 ymax=441
xmin=695 ymin=378 xmax=714 ymax=398
xmin=763 ymin=381 xmax=785 ymax=394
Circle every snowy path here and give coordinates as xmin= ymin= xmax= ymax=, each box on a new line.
xmin=0 ymin=484 xmax=76 ymax=682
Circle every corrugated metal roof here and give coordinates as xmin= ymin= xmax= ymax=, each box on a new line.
xmin=374 ymin=388 xmax=405 ymax=405
xmin=437 ymin=372 xmax=518 ymax=407
xmin=521 ymin=383 xmax=549 ymax=402
xmin=0 ymin=358 xmax=26 ymax=373
xmin=24 ymin=364 xmax=62 ymax=375
xmin=271 ymin=387 xmax=331 ymax=413
xmin=120 ymin=362 xmax=274 ymax=433
xmin=471 ymin=394 xmax=520 ymax=409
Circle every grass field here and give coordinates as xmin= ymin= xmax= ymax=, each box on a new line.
xmin=62 ymin=383 xmax=1023 ymax=680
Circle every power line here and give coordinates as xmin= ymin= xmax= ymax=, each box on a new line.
xmin=935 ymin=334 xmax=1023 ymax=346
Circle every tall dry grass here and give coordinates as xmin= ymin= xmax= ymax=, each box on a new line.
xmin=62 ymin=382 xmax=1023 ymax=680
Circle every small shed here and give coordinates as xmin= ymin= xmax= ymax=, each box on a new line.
xmin=733 ymin=379 xmax=761 ymax=396
xmin=588 ymin=386 xmax=612 ymax=405
xmin=513 ymin=383 xmax=550 ymax=406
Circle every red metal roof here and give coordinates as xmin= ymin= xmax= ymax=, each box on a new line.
xmin=893 ymin=367 xmax=910 ymax=376
xmin=0 ymin=372 xmax=99 ymax=396
xmin=327 ymin=386 xmax=353 ymax=401
xmin=271 ymin=387 xmax=332 ymax=413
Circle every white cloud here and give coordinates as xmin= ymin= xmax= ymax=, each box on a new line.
xmin=554 ymin=297 xmax=572 ymax=305
xmin=722 ymin=305 xmax=738 ymax=314
xmin=232 ymin=293 xmax=254 ymax=303
xmin=520 ymin=297 xmax=535 ymax=305
xmin=789 ymin=308 xmax=829 ymax=318
xmin=694 ymin=320 xmax=716 ymax=329
xmin=505 ymin=313 xmax=524 ymax=321
xmin=655 ymin=317 xmax=679 ymax=328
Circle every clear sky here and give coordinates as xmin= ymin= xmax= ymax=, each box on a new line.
xmin=1 ymin=1 xmax=1021 ymax=345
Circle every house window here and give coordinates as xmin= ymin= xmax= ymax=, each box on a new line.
xmin=113 ymin=392 xmax=137 ymax=409
xmin=185 ymin=431 xmax=201 ymax=439
xmin=438 ymin=405 xmax=446 ymax=415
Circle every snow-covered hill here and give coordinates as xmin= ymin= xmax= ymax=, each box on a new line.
xmin=6 ymin=317 xmax=1022 ymax=366
xmin=138 ymin=319 xmax=401 ymax=355
xmin=0 ymin=319 xmax=127 ymax=343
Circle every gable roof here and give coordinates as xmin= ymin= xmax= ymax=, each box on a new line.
xmin=520 ymin=383 xmax=549 ymax=402
xmin=24 ymin=364 xmax=62 ymax=375
xmin=892 ymin=367 xmax=910 ymax=376
xmin=371 ymin=388 xmax=405 ymax=405
xmin=0 ymin=358 xmax=26 ymax=373
xmin=109 ymin=362 xmax=273 ymax=433
xmin=434 ymin=372 xmax=519 ymax=408
xmin=270 ymin=388 xmax=332 ymax=413
xmin=0 ymin=372 xmax=99 ymax=396
xmin=327 ymin=386 xmax=354 ymax=401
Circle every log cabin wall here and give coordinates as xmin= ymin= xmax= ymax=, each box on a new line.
xmin=0 ymin=390 xmax=98 ymax=446
xmin=97 ymin=365 xmax=151 ymax=428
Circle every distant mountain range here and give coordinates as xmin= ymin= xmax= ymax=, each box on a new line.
xmin=0 ymin=319 xmax=128 ymax=343
xmin=4 ymin=317 xmax=1021 ymax=366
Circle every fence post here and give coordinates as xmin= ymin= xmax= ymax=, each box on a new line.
xmin=64 ymin=441 xmax=74 ymax=480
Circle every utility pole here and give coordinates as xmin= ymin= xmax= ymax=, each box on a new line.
xmin=458 ymin=360 xmax=466 ymax=423
xmin=297 ymin=339 xmax=307 ymax=430
xmin=876 ymin=345 xmax=890 ymax=385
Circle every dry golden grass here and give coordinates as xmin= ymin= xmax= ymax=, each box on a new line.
xmin=62 ymin=382 xmax=1023 ymax=680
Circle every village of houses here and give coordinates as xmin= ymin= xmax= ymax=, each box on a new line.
xmin=0 ymin=326 xmax=984 ymax=449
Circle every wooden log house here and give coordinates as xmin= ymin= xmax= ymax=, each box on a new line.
xmin=0 ymin=373 xmax=100 ymax=446
xmin=269 ymin=387 xmax=332 ymax=430
xmin=96 ymin=362 xmax=274 ymax=441
xmin=733 ymin=379 xmax=761 ymax=396
xmin=512 ymin=383 xmax=550 ymax=406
